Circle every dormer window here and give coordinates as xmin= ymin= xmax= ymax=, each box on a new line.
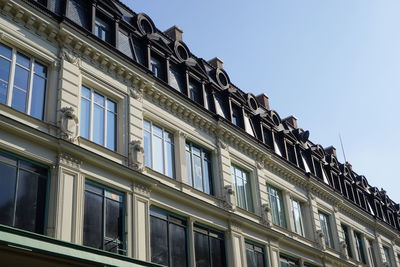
xmin=150 ymin=55 xmax=166 ymax=81
xmin=95 ymin=16 xmax=112 ymax=43
xmin=285 ymin=140 xmax=297 ymax=165
xmin=188 ymin=79 xmax=203 ymax=105
xmin=169 ymin=64 xmax=186 ymax=94
xmin=231 ymin=104 xmax=243 ymax=127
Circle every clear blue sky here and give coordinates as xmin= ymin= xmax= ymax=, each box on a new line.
xmin=122 ymin=0 xmax=400 ymax=203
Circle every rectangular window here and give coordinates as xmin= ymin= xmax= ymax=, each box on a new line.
xmin=231 ymin=104 xmax=243 ymax=127
xmin=169 ymin=64 xmax=186 ymax=94
xmin=194 ymin=225 xmax=226 ymax=267
xmin=0 ymin=43 xmax=47 ymax=120
xmin=291 ymin=199 xmax=304 ymax=236
xmin=246 ymin=242 xmax=266 ymax=267
xmin=354 ymin=231 xmax=366 ymax=264
xmin=231 ymin=165 xmax=253 ymax=212
xmin=83 ymin=182 xmax=125 ymax=254
xmin=188 ymin=80 xmax=203 ymax=105
xmin=95 ymin=16 xmax=111 ymax=43
xmin=280 ymin=255 xmax=299 ymax=267
xmin=319 ymin=212 xmax=334 ymax=249
xmin=367 ymin=240 xmax=377 ymax=267
xmin=80 ymin=86 xmax=117 ymax=150
xmin=267 ymin=185 xmax=286 ymax=228
xmin=0 ymin=151 xmax=48 ymax=234
xmin=150 ymin=56 xmax=166 ymax=81
xmin=144 ymin=120 xmax=175 ymax=178
xmin=341 ymin=225 xmax=353 ymax=258
xmin=186 ymin=142 xmax=212 ymax=194
xmin=383 ymin=246 xmax=393 ymax=267
xmin=150 ymin=207 xmax=187 ymax=267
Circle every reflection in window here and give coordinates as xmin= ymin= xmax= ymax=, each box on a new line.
xmin=280 ymin=254 xmax=299 ymax=267
xmin=231 ymin=165 xmax=253 ymax=212
xmin=80 ymin=86 xmax=117 ymax=150
xmin=95 ymin=16 xmax=111 ymax=43
xmin=186 ymin=142 xmax=212 ymax=194
xmin=83 ymin=182 xmax=125 ymax=254
xmin=0 ymin=43 xmax=47 ymax=120
xmin=150 ymin=207 xmax=187 ymax=267
xmin=0 ymin=151 xmax=48 ymax=234
xmin=231 ymin=104 xmax=243 ymax=127
xmin=169 ymin=64 xmax=186 ymax=94
xmin=246 ymin=242 xmax=266 ymax=267
xmin=319 ymin=212 xmax=334 ymax=249
xmin=383 ymin=246 xmax=393 ymax=267
xmin=267 ymin=185 xmax=286 ymax=228
xmin=144 ymin=120 xmax=175 ymax=178
xmin=150 ymin=56 xmax=165 ymax=81
xmin=367 ymin=240 xmax=377 ymax=267
xmin=291 ymin=199 xmax=304 ymax=236
xmin=341 ymin=225 xmax=353 ymax=258
xmin=194 ymin=225 xmax=226 ymax=267
xmin=188 ymin=80 xmax=202 ymax=105
xmin=354 ymin=231 xmax=366 ymax=264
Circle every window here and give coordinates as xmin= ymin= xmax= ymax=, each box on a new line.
xmin=95 ymin=16 xmax=112 ymax=43
xmin=169 ymin=64 xmax=186 ymax=94
xmin=280 ymin=255 xmax=299 ymax=267
xmin=83 ymin=182 xmax=125 ymax=254
xmin=0 ymin=151 xmax=48 ymax=234
xmin=67 ymin=0 xmax=90 ymax=30
xmin=341 ymin=225 xmax=353 ymax=258
xmin=150 ymin=56 xmax=166 ymax=81
xmin=80 ymin=86 xmax=117 ymax=150
xmin=366 ymin=240 xmax=377 ymax=267
xmin=291 ymin=199 xmax=304 ymax=236
xmin=246 ymin=242 xmax=266 ymax=267
xmin=267 ymin=185 xmax=286 ymax=228
xmin=319 ymin=212 xmax=334 ymax=249
xmin=354 ymin=231 xmax=366 ymax=264
xmin=150 ymin=207 xmax=187 ymax=267
xmin=194 ymin=225 xmax=226 ymax=267
xmin=231 ymin=165 xmax=253 ymax=212
xmin=186 ymin=142 xmax=212 ymax=194
xmin=383 ymin=246 xmax=393 ymax=267
xmin=144 ymin=120 xmax=175 ymax=178
xmin=0 ymin=43 xmax=47 ymax=120
xmin=188 ymin=80 xmax=203 ymax=105
xmin=231 ymin=104 xmax=243 ymax=127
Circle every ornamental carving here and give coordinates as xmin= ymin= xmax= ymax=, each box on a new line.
xmin=60 ymin=107 xmax=78 ymax=142
xmin=316 ymin=229 xmax=326 ymax=250
xmin=261 ymin=203 xmax=272 ymax=227
xmin=133 ymin=182 xmax=151 ymax=197
xmin=57 ymin=153 xmax=81 ymax=170
xmin=129 ymin=140 xmax=145 ymax=172
xmin=60 ymin=48 xmax=80 ymax=66
xmin=129 ymin=85 xmax=143 ymax=100
xmin=222 ymin=185 xmax=234 ymax=210
xmin=340 ymin=241 xmax=349 ymax=260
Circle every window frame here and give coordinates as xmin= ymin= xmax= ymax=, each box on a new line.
xmin=193 ymin=224 xmax=226 ymax=267
xmin=83 ymin=180 xmax=126 ymax=255
xmin=245 ymin=240 xmax=267 ymax=267
xmin=80 ymin=85 xmax=117 ymax=151
xmin=353 ymin=231 xmax=366 ymax=264
xmin=0 ymin=42 xmax=48 ymax=120
xmin=318 ymin=211 xmax=334 ymax=249
xmin=291 ymin=198 xmax=304 ymax=236
xmin=267 ymin=184 xmax=286 ymax=228
xmin=231 ymin=164 xmax=254 ymax=212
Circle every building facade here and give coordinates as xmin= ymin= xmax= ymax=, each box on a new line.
xmin=0 ymin=0 xmax=399 ymax=266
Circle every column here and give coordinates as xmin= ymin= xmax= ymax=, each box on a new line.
xmin=227 ymin=222 xmax=246 ymax=267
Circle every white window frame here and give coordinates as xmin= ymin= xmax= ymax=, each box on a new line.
xmin=231 ymin=164 xmax=253 ymax=212
xmin=291 ymin=199 xmax=304 ymax=236
xmin=318 ymin=211 xmax=334 ymax=249
xmin=267 ymin=185 xmax=286 ymax=228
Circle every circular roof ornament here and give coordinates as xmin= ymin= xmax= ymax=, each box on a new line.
xmin=246 ymin=93 xmax=259 ymax=112
xmin=174 ymin=41 xmax=190 ymax=62
xmin=136 ymin=13 xmax=155 ymax=35
xmin=269 ymin=110 xmax=281 ymax=127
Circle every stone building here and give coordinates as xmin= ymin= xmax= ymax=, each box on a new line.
xmin=0 ymin=0 xmax=399 ymax=266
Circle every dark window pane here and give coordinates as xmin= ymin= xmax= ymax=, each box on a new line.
xmin=105 ymin=199 xmax=123 ymax=240
xmin=150 ymin=216 xmax=169 ymax=266
xmin=194 ymin=232 xmax=210 ymax=267
xmin=34 ymin=63 xmax=47 ymax=78
xmin=169 ymin=223 xmax=187 ymax=267
xmin=14 ymin=170 xmax=46 ymax=233
xmin=0 ymin=80 xmax=7 ymax=104
xmin=67 ymin=0 xmax=89 ymax=30
xmin=0 ymin=43 xmax=12 ymax=59
xmin=256 ymin=252 xmax=265 ymax=267
xmin=30 ymin=75 xmax=46 ymax=119
xmin=0 ymin=162 xmax=17 ymax=226
xmin=83 ymin=191 xmax=103 ymax=249
xmin=132 ymin=40 xmax=146 ymax=65
xmin=16 ymin=53 xmax=30 ymax=68
xmin=247 ymin=249 xmax=256 ymax=267
xmin=118 ymin=31 xmax=133 ymax=58
xmin=0 ymin=57 xmax=11 ymax=82
xmin=106 ymin=111 xmax=116 ymax=150
xmin=210 ymin=236 xmax=225 ymax=267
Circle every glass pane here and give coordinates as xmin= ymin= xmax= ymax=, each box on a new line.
xmin=0 ymin=57 xmax=11 ymax=82
xmin=236 ymin=177 xmax=246 ymax=209
xmin=256 ymin=252 xmax=265 ymax=267
xmin=14 ymin=66 xmax=29 ymax=91
xmin=105 ymin=199 xmax=123 ymax=240
xmin=30 ymin=75 xmax=46 ymax=119
xmin=80 ymin=98 xmax=90 ymax=139
xmin=0 ymin=80 xmax=7 ymax=104
xmin=11 ymin=87 xmax=27 ymax=113
xmin=150 ymin=216 xmax=168 ymax=266
xmin=15 ymin=170 xmax=47 ymax=233
xmin=143 ymin=120 xmax=150 ymax=131
xmin=152 ymin=135 xmax=163 ymax=173
xmin=82 ymin=86 xmax=91 ymax=99
xmin=210 ymin=236 xmax=225 ymax=267
xmin=16 ymin=53 xmax=30 ymax=68
xmin=106 ymin=111 xmax=116 ymax=150
xmin=93 ymin=104 xmax=105 ymax=146
xmin=165 ymin=142 xmax=174 ymax=178
xmin=34 ymin=62 xmax=47 ymax=78
xmin=153 ymin=125 xmax=163 ymax=137
xmin=247 ymin=249 xmax=256 ymax=267
xmin=186 ymin=150 xmax=192 ymax=186
xmin=0 ymin=162 xmax=17 ymax=226
xmin=203 ymin=159 xmax=211 ymax=194
xmin=94 ymin=92 xmax=104 ymax=106
xmin=194 ymin=232 xmax=210 ymax=267
xmin=169 ymin=223 xmax=187 ymax=267
xmin=144 ymin=131 xmax=151 ymax=168
xmin=193 ymin=154 xmax=203 ymax=191
xmin=19 ymin=161 xmax=47 ymax=176
xmin=107 ymin=99 xmax=116 ymax=113
xmin=0 ymin=43 xmax=12 ymax=59
xmin=83 ymin=191 xmax=103 ymax=249
xmin=245 ymin=178 xmax=253 ymax=211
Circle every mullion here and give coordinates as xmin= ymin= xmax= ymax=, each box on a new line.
xmin=26 ymin=58 xmax=34 ymax=114
xmin=11 ymin=161 xmax=20 ymax=227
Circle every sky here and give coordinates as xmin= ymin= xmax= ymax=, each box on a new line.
xmin=122 ymin=0 xmax=400 ymax=203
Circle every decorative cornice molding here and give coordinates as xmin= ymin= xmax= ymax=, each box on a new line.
xmin=132 ymin=182 xmax=152 ymax=197
xmin=57 ymin=152 xmax=81 ymax=170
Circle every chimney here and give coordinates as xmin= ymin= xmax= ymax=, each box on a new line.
xmin=283 ymin=115 xmax=298 ymax=129
xmin=324 ymin=146 xmax=337 ymax=157
xmin=208 ymin=57 xmax=224 ymax=69
xmin=256 ymin=94 xmax=270 ymax=110
xmin=164 ymin=26 xmax=183 ymax=42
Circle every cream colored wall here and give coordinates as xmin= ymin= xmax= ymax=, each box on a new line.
xmin=0 ymin=1 xmax=399 ymax=267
